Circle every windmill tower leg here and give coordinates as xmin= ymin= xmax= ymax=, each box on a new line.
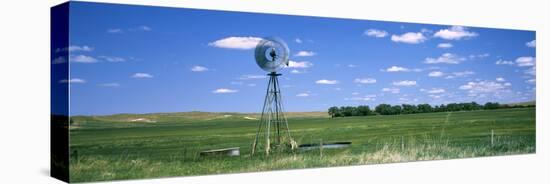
xmin=252 ymin=72 xmax=295 ymax=156
xmin=252 ymin=75 xmax=272 ymax=155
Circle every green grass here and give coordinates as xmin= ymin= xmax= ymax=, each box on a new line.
xmin=69 ymin=108 xmax=536 ymax=182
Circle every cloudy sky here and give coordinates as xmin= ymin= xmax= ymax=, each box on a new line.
xmin=60 ymin=2 xmax=536 ymax=115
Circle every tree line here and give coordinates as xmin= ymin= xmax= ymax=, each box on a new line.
xmin=328 ymin=102 xmax=534 ymax=118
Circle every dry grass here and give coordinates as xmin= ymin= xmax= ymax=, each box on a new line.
xmin=69 ymin=135 xmax=534 ymax=182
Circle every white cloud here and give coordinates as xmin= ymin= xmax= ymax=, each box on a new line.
xmin=354 ymin=78 xmax=377 ymax=84
xmin=239 ymin=75 xmax=266 ymax=80
xmin=131 ymin=73 xmax=154 ymax=78
xmin=191 ymin=65 xmax=209 ymax=72
xmin=98 ymin=56 xmax=126 ymax=62
xmin=495 ymin=59 xmax=514 ymax=65
xmin=445 ymin=71 xmax=475 ymax=79
xmin=433 ymin=26 xmax=478 ymax=40
xmin=384 ymin=66 xmax=421 ymax=72
xmin=382 ymin=87 xmax=400 ymax=94
xmin=316 ymin=79 xmax=339 ymax=85
xmin=496 ymin=77 xmax=505 ymax=82
xmin=426 ymin=88 xmax=445 ymax=94
xmin=108 ymin=26 xmax=151 ymax=33
xmin=437 ymin=43 xmax=453 ymax=48
xmin=516 ymin=56 xmax=535 ymax=67
xmin=67 ymin=45 xmax=94 ymax=52
xmin=208 ymin=36 xmax=262 ymax=50
xmin=526 ymin=40 xmax=536 ymax=48
xmin=138 ymin=25 xmax=151 ymax=31
xmin=424 ymin=53 xmax=465 ymax=64
xmin=525 ymin=66 xmax=536 ymax=76
xmin=296 ymin=93 xmax=310 ymax=97
xmin=386 ymin=66 xmax=409 ymax=72
xmin=364 ymin=29 xmax=388 ymax=38
xmin=392 ymin=80 xmax=417 ymax=86
xmin=428 ymin=71 xmax=444 ymax=77
xmin=70 ymin=55 xmax=125 ymax=63
xmin=98 ymin=83 xmax=120 ymax=87
xmin=459 ymin=81 xmax=509 ymax=94
xmin=212 ymin=88 xmax=238 ymax=94
xmin=469 ymin=53 xmax=490 ymax=59
xmin=59 ymin=78 xmax=86 ymax=84
xmin=52 ymin=56 xmax=67 ymax=64
xmin=348 ymin=95 xmax=376 ymax=101
xmin=526 ymin=78 xmax=536 ymax=84
xmin=347 ymin=64 xmax=357 ymax=68
xmin=294 ymin=51 xmax=316 ymax=57
xmin=107 ymin=28 xmax=123 ymax=33
xmin=391 ymin=32 xmax=427 ymax=44
xmin=352 ymin=92 xmax=360 ymax=95
xmin=363 ymin=96 xmax=376 ymax=101
xmin=290 ymin=69 xmax=302 ymax=74
xmin=288 ymin=60 xmax=313 ymax=68
xmin=295 ymin=38 xmax=303 ymax=43
xmin=71 ymin=55 xmax=98 ymax=63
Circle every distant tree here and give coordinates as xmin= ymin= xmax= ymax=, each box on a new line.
xmin=401 ymin=104 xmax=418 ymax=114
xmin=327 ymin=101 xmax=524 ymax=117
xmin=356 ymin=105 xmax=373 ymax=116
xmin=340 ymin=106 xmax=355 ymax=117
xmin=351 ymin=106 xmax=362 ymax=116
xmin=417 ymin=103 xmax=433 ymax=113
xmin=461 ymin=103 xmax=468 ymax=110
xmin=432 ymin=105 xmax=441 ymax=112
xmin=328 ymin=106 xmax=339 ymax=118
xmin=367 ymin=106 xmax=376 ymax=115
xmin=446 ymin=103 xmax=460 ymax=111
xmin=337 ymin=107 xmax=345 ymax=117
xmin=375 ymin=104 xmax=392 ymax=115
xmin=436 ymin=104 xmax=447 ymax=112
xmin=484 ymin=102 xmax=500 ymax=110
xmin=502 ymin=104 xmax=514 ymax=109
xmin=390 ymin=105 xmax=402 ymax=115
xmin=470 ymin=102 xmax=483 ymax=110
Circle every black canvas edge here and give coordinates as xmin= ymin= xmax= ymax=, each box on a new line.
xmin=51 ymin=1 xmax=71 ymax=183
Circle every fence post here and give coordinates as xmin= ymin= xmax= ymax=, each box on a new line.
xmin=491 ymin=129 xmax=495 ymax=146
xmin=320 ymin=139 xmax=323 ymax=158
xmin=401 ymin=136 xmax=405 ymax=151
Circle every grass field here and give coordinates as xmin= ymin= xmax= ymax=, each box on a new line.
xmin=69 ymin=108 xmax=536 ymax=182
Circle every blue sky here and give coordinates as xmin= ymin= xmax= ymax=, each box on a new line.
xmin=59 ymin=2 xmax=536 ymax=115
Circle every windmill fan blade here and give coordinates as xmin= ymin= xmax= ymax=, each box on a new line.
xmin=254 ymin=37 xmax=289 ymax=73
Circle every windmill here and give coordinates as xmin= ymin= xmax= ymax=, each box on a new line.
xmin=251 ymin=37 xmax=297 ymax=155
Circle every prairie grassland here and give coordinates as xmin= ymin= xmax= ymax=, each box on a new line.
xmin=69 ymin=108 xmax=535 ymax=182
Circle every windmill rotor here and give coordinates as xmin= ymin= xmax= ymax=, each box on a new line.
xmin=254 ymin=37 xmax=290 ymax=73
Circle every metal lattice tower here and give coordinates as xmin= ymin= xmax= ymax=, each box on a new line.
xmin=252 ymin=72 xmax=297 ymax=155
